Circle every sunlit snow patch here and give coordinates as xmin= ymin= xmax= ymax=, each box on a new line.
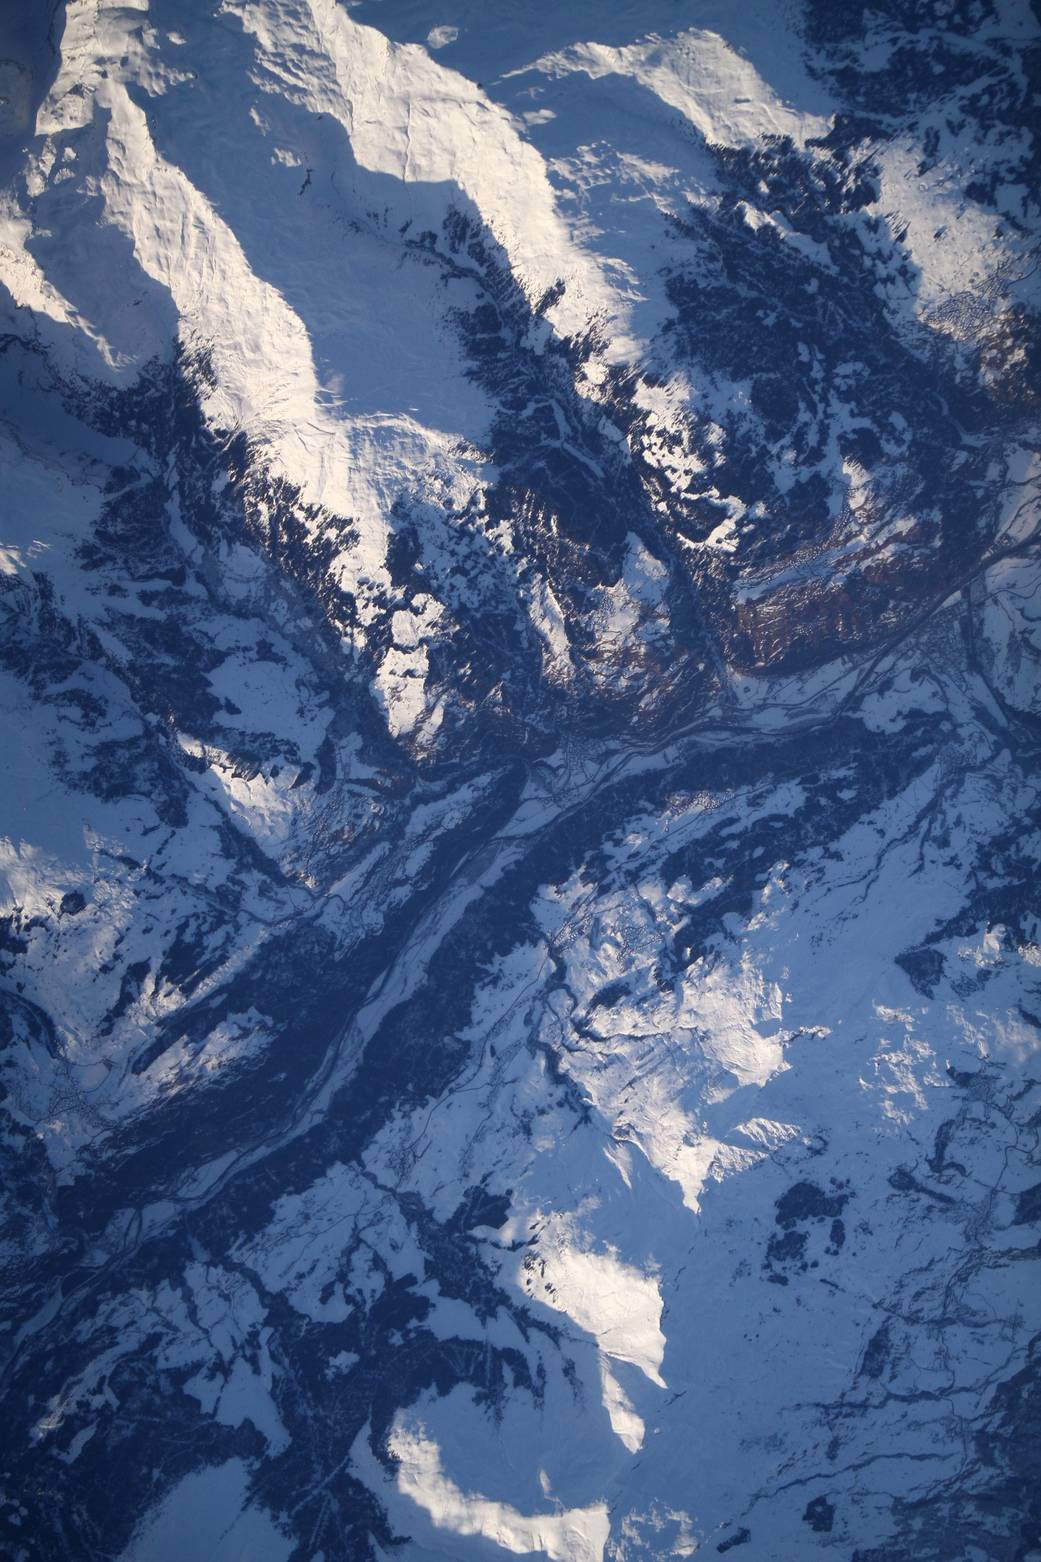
xmin=387 ymin=1426 xmax=610 ymax=1561
xmin=513 ymin=28 xmax=830 ymax=151
xmin=518 ymin=1219 xmax=666 ymax=1389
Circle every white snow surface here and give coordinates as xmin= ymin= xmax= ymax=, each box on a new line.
xmin=1 ymin=3 xmax=1039 ymax=1560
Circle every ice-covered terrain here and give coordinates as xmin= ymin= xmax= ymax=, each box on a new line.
xmin=1 ymin=0 xmax=1039 ymax=1557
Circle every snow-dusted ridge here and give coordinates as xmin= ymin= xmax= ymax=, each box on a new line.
xmin=1 ymin=0 xmax=1039 ymax=1558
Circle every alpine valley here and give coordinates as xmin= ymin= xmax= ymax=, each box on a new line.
xmin=1 ymin=1 xmax=1040 ymax=1558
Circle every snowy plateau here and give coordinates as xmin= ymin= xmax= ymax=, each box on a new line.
xmin=0 ymin=0 xmax=1039 ymax=1558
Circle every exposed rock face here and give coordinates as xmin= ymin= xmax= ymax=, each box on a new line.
xmin=0 ymin=2 xmax=1039 ymax=1559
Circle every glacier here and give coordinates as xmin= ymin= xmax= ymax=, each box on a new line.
xmin=0 ymin=0 xmax=1039 ymax=1558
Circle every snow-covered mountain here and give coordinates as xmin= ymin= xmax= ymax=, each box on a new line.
xmin=1 ymin=1 xmax=1039 ymax=1557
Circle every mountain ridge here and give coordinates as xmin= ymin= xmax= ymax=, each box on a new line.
xmin=1 ymin=1 xmax=1039 ymax=1558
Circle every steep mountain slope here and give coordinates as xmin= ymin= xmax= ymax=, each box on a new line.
xmin=1 ymin=2 xmax=1039 ymax=1558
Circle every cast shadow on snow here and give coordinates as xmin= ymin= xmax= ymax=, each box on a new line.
xmin=2 ymin=0 xmax=1025 ymax=1301
xmin=345 ymin=0 xmax=835 ymax=126
xmin=4 ymin=6 xmax=1040 ymax=1557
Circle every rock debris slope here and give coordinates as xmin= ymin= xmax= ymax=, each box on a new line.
xmin=1 ymin=1 xmax=1039 ymax=1558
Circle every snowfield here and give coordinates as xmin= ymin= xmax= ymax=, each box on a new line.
xmin=1 ymin=0 xmax=1039 ymax=1558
